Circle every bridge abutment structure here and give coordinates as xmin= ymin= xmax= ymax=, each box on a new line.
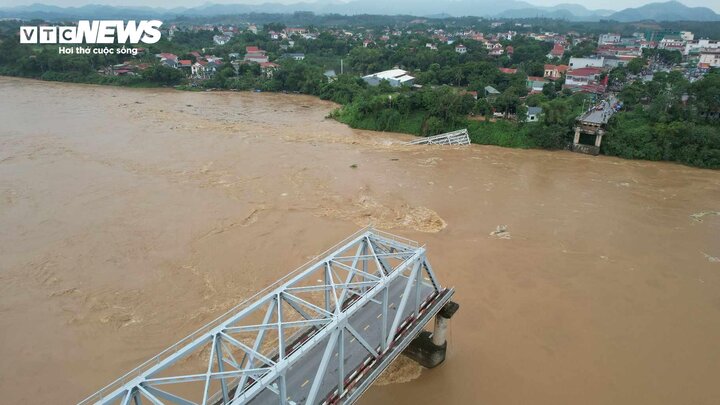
xmin=571 ymin=98 xmax=617 ymax=156
xmin=79 ymin=227 xmax=457 ymax=405
xmin=402 ymin=301 xmax=460 ymax=368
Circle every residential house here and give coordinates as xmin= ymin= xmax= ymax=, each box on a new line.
xmin=161 ymin=58 xmax=178 ymax=68
xmin=544 ymin=64 xmax=568 ymax=80
xmin=526 ymin=106 xmax=542 ymax=122
xmin=244 ymin=46 xmax=269 ymax=64
xmin=489 ymin=43 xmax=504 ymax=56
xmin=191 ymin=61 xmax=207 ymax=79
xmin=178 ymin=59 xmax=192 ymax=71
xmin=526 ymin=76 xmax=549 ymax=93
xmin=284 ymin=27 xmax=307 ymax=36
xmin=499 ymin=67 xmax=518 ymax=74
xmin=156 ymin=53 xmax=178 ymax=68
xmin=362 ymin=69 xmax=415 ymax=87
xmin=547 ymin=43 xmax=564 ymax=59
xmin=259 ymin=62 xmax=280 ymax=77
xmin=455 ymin=44 xmax=467 ymax=54
xmin=204 ymin=60 xmax=222 ymax=77
xmin=565 ymin=67 xmax=604 ymax=90
xmin=99 ymin=63 xmax=136 ymax=76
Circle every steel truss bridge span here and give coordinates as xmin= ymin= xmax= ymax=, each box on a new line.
xmin=79 ymin=228 xmax=455 ymax=405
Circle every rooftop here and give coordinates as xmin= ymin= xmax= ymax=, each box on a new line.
xmin=363 ymin=69 xmax=414 ymax=81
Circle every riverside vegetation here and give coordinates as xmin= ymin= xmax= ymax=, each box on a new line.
xmin=0 ymin=17 xmax=718 ymax=168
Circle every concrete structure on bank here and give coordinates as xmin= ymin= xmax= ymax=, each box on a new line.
xmin=572 ymin=99 xmax=617 ymax=155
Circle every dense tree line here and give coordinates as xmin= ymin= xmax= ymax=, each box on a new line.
xmin=602 ymin=71 xmax=720 ymax=168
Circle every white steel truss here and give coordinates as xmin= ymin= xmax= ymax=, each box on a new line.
xmin=406 ymin=128 xmax=471 ymax=145
xmin=79 ymin=228 xmax=451 ymax=405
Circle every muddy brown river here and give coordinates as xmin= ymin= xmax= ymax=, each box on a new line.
xmin=1 ymin=77 xmax=719 ymax=404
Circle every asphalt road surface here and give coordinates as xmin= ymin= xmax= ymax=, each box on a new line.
xmin=247 ymin=275 xmax=434 ymax=404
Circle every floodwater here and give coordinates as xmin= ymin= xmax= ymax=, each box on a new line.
xmin=1 ymin=76 xmax=719 ymax=405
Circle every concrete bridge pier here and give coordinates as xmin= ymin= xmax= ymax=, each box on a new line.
xmin=403 ymin=301 xmax=459 ymax=368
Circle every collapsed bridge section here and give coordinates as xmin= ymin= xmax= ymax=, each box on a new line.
xmin=79 ymin=228 xmax=457 ymax=405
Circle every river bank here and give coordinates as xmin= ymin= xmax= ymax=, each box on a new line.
xmin=5 ymin=73 xmax=719 ymax=170
xmin=1 ymin=77 xmax=720 ymax=404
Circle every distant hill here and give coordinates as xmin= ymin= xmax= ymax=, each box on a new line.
xmin=0 ymin=0 xmax=718 ymax=22
xmin=0 ymin=1 xmax=598 ymax=21
xmin=608 ymin=1 xmax=720 ymax=22
xmin=497 ymin=3 xmax=614 ymax=20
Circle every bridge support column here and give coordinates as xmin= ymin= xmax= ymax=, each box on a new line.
xmin=403 ymin=301 xmax=459 ymax=368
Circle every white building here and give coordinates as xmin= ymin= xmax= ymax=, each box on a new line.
xmin=685 ymin=39 xmax=720 ymax=56
xmin=598 ymin=33 xmax=621 ymax=45
xmin=362 ymin=69 xmax=415 ymax=87
xmin=658 ymin=36 xmax=685 ymax=52
xmin=282 ymin=53 xmax=305 ymax=61
xmin=213 ymin=35 xmax=231 ymax=45
xmin=569 ymin=56 xmax=605 ymax=68
xmin=699 ymin=49 xmax=720 ymax=68
xmin=455 ymin=44 xmax=467 ymax=54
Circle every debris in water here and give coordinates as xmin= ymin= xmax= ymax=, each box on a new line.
xmin=490 ymin=225 xmax=511 ymax=239
xmin=690 ymin=211 xmax=720 ymax=222
xmin=320 ymin=192 xmax=446 ymax=233
xmin=702 ymin=252 xmax=720 ymax=263
xmin=374 ymin=355 xmax=423 ymax=386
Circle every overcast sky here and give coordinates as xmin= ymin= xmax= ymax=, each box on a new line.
xmin=4 ymin=0 xmax=719 ymax=12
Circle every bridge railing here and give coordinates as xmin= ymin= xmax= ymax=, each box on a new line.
xmin=77 ymin=226 xmax=420 ymax=405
